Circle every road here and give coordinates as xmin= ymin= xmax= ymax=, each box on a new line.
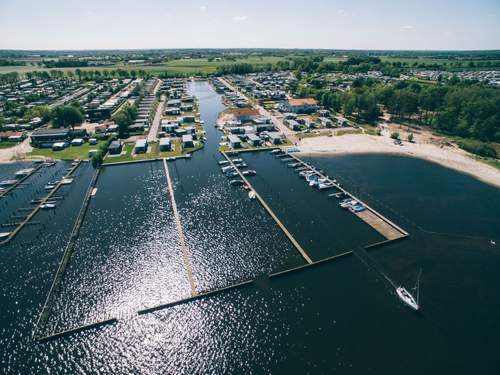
xmin=218 ymin=78 xmax=298 ymax=143
xmin=147 ymin=94 xmax=166 ymax=143
xmin=49 ymin=87 xmax=91 ymax=109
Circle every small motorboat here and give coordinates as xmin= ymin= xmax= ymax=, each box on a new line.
xmin=44 ymin=184 xmax=56 ymax=190
xmin=248 ymin=191 xmax=256 ymax=199
xmin=229 ymin=179 xmax=245 ymax=186
xmin=218 ymin=160 xmax=230 ymax=165
xmin=231 ymin=158 xmax=243 ymax=163
xmin=0 ymin=180 xmax=17 ymax=187
xmin=40 ymin=203 xmax=56 ymax=209
xmin=242 ymin=169 xmax=256 ymax=176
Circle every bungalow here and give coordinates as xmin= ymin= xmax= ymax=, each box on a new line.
xmin=181 ymin=115 xmax=196 ymax=123
xmin=232 ymin=108 xmax=260 ymax=123
xmin=318 ymin=117 xmax=334 ymax=128
xmin=165 ymin=107 xmax=181 ymax=116
xmin=108 ymin=141 xmax=122 ymax=155
xmin=166 ymin=99 xmax=182 ymax=107
xmin=227 ymin=134 xmax=242 ymax=149
xmin=182 ymin=134 xmax=194 ymax=148
xmin=0 ymin=131 xmax=25 ymax=141
xmin=268 ymin=132 xmax=283 ymax=144
xmin=159 ymin=137 xmax=171 ymax=151
xmin=174 ymin=128 xmax=187 ymax=137
xmin=134 ymin=139 xmax=148 ymax=154
xmin=280 ymin=98 xmax=319 ymax=114
xmin=247 ymin=134 xmax=262 ymax=147
xmin=52 ymin=142 xmax=67 ymax=151
xmin=286 ymin=120 xmax=301 ymax=131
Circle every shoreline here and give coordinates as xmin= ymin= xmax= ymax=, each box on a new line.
xmin=296 ymin=133 xmax=500 ymax=189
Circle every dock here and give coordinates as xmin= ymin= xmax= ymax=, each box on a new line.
xmin=0 ymin=163 xmax=44 ymax=199
xmin=287 ymin=153 xmax=408 ymax=240
xmin=0 ymin=161 xmax=83 ymax=246
xmin=33 ymin=165 xmax=100 ymax=339
xmin=162 ymin=158 xmax=198 ymax=297
xmin=221 ymin=151 xmax=313 ymax=264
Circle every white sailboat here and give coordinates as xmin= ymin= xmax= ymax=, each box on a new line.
xmin=396 ymin=269 xmax=422 ymax=311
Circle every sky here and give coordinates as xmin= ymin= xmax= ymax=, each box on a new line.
xmin=1 ymin=0 xmax=499 ymax=50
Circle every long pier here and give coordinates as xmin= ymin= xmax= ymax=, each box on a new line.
xmin=287 ymin=153 xmax=409 ymax=240
xmin=221 ymin=151 xmax=313 ymax=264
xmin=33 ymin=166 xmax=100 ymax=339
xmin=0 ymin=161 xmax=82 ymax=246
xmin=162 ymin=158 xmax=198 ymax=297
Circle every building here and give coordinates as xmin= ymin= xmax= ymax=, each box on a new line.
xmin=30 ymin=128 xmax=70 ymax=147
xmin=231 ymin=108 xmax=260 ymax=123
xmin=108 ymin=141 xmax=122 ymax=155
xmin=227 ymin=134 xmax=242 ymax=149
xmin=280 ymin=98 xmax=319 ymax=114
xmin=159 ymin=137 xmax=171 ymax=151
xmin=134 ymin=139 xmax=148 ymax=154
xmin=268 ymin=132 xmax=283 ymax=144
xmin=182 ymin=134 xmax=194 ymax=148
xmin=247 ymin=134 xmax=262 ymax=147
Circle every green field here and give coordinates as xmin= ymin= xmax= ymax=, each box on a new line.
xmin=0 ymin=56 xmax=285 ymax=75
xmin=30 ymin=142 xmax=107 ymax=160
xmin=0 ymin=141 xmax=19 ymax=149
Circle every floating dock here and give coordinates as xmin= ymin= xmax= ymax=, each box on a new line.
xmin=0 ymin=163 xmax=44 ymax=199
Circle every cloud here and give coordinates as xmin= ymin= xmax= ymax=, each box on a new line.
xmin=200 ymin=5 xmax=207 ymax=12
xmin=232 ymin=15 xmax=248 ymax=22
xmin=337 ymin=9 xmax=346 ymax=16
xmin=400 ymin=25 xmax=415 ymax=30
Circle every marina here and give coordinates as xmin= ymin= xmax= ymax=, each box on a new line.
xmin=0 ymin=80 xmax=499 ymax=374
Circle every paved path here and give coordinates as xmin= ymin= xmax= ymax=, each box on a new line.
xmin=147 ymin=95 xmax=166 ymax=143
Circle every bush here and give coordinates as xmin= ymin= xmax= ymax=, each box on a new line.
xmin=390 ymin=132 xmax=400 ymax=140
xmin=456 ymin=139 xmax=497 ymax=158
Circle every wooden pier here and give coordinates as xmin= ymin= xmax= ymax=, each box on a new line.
xmin=0 ymin=163 xmax=44 ymax=199
xmin=287 ymin=153 xmax=408 ymax=241
xmin=33 ymin=166 xmax=100 ymax=339
xmin=0 ymin=161 xmax=83 ymax=247
xmin=221 ymin=151 xmax=313 ymax=264
xmin=162 ymin=158 xmax=198 ymax=297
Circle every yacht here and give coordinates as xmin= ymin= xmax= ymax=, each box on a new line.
xmin=396 ymin=287 xmax=419 ymax=311
xmin=248 ymin=190 xmax=256 ymax=199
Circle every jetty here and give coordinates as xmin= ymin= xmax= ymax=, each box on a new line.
xmin=162 ymin=158 xmax=198 ymax=296
xmin=33 ymin=165 xmax=100 ymax=339
xmin=0 ymin=163 xmax=44 ymax=199
xmin=221 ymin=151 xmax=313 ymax=264
xmin=287 ymin=153 xmax=408 ymax=240
xmin=0 ymin=161 xmax=82 ymax=246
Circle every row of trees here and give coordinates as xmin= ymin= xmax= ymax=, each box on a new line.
xmin=0 ymin=68 xmax=155 ymax=85
xmin=300 ymin=79 xmax=500 ymax=146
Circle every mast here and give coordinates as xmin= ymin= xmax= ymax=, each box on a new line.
xmin=414 ymin=268 xmax=422 ymax=305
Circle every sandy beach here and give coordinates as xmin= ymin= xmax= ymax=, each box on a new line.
xmin=296 ymin=129 xmax=500 ymax=188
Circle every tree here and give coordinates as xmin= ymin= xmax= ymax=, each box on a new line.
xmin=390 ymin=132 xmax=400 ymax=140
xmin=51 ymin=105 xmax=84 ymax=129
xmin=407 ymin=133 xmax=414 ymax=142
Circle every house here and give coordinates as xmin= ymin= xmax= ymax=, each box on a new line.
xmin=286 ymin=120 xmax=301 ymax=131
xmin=166 ymin=99 xmax=182 ymax=107
xmin=165 ymin=107 xmax=181 ymax=116
xmin=227 ymin=134 xmax=242 ymax=149
xmin=318 ymin=117 xmax=334 ymax=128
xmin=30 ymin=128 xmax=70 ymax=147
xmin=159 ymin=137 xmax=171 ymax=151
xmin=247 ymin=134 xmax=262 ymax=147
xmin=181 ymin=115 xmax=195 ymax=123
xmin=280 ymin=98 xmax=319 ymax=114
xmin=182 ymin=134 xmax=194 ymax=148
xmin=134 ymin=139 xmax=148 ymax=154
xmin=0 ymin=131 xmax=25 ymax=141
xmin=268 ymin=132 xmax=283 ymax=144
xmin=108 ymin=141 xmax=122 ymax=155
xmin=231 ymin=108 xmax=260 ymax=123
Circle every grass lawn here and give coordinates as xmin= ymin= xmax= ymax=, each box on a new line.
xmin=103 ymin=143 xmax=159 ymax=164
xmin=30 ymin=142 xmax=107 ymax=160
xmin=0 ymin=141 xmax=20 ymax=149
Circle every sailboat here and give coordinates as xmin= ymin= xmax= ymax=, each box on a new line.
xmin=396 ymin=269 xmax=422 ymax=311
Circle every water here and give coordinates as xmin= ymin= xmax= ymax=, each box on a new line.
xmin=0 ymin=81 xmax=499 ymax=374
